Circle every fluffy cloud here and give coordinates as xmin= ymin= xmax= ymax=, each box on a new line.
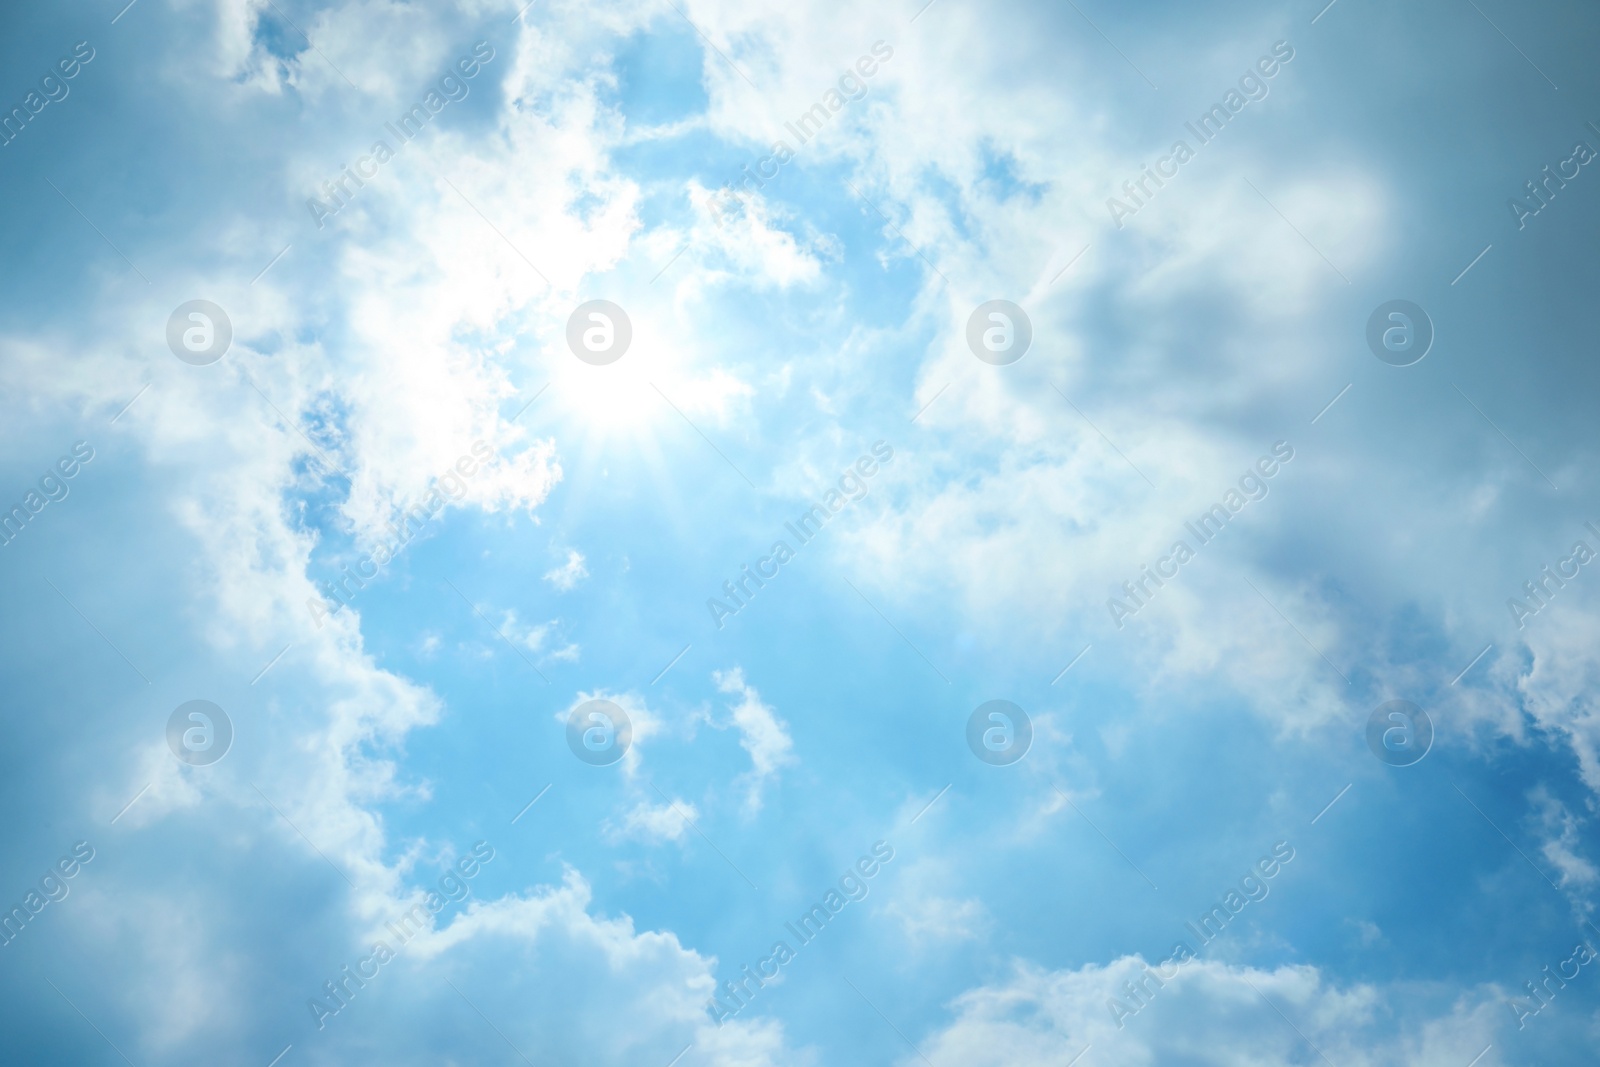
xmin=407 ymin=868 xmax=799 ymax=1066
xmin=1507 ymin=604 xmax=1600 ymax=798
xmin=921 ymin=956 xmax=1504 ymax=1067
xmin=6 ymin=1 xmax=1600 ymax=1065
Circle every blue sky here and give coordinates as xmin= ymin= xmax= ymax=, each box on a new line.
xmin=3 ymin=0 xmax=1600 ymax=1064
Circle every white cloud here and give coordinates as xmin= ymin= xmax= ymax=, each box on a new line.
xmin=1529 ymin=786 xmax=1599 ymax=897
xmin=498 ymin=608 xmax=582 ymax=662
xmin=1507 ymin=605 xmax=1600 ymax=800
xmin=674 ymin=180 xmax=829 ymax=293
xmin=400 ymin=867 xmax=800 ymax=1066
xmin=713 ymin=668 xmax=796 ymax=812
xmin=1346 ymin=918 xmax=1386 ymax=948
xmin=0 ymin=2 xmax=677 ymax=1052
xmin=674 ymin=367 xmax=758 ymax=426
xmin=607 ymin=798 xmax=697 ymax=844
xmin=885 ymin=893 xmax=987 ymax=945
xmin=555 ymin=690 xmax=661 ymax=778
xmin=11 ymin=2 xmax=1600 ymax=1065
xmin=544 ymin=548 xmax=590 ymax=591
xmin=922 ymin=955 xmax=1505 ymax=1067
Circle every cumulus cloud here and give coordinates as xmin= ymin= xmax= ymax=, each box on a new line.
xmin=921 ymin=956 xmax=1504 ymax=1067
xmin=0 ymin=2 xmax=674 ymax=1057
xmin=405 ymin=868 xmax=798 ymax=1066
xmin=7 ymin=1 xmax=1600 ymax=1065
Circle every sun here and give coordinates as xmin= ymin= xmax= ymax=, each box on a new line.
xmin=551 ymin=359 xmax=665 ymax=438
